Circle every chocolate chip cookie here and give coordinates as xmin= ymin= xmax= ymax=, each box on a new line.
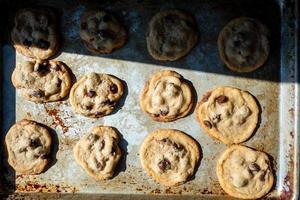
xmin=73 ymin=126 xmax=122 ymax=180
xmin=218 ymin=17 xmax=269 ymax=72
xmin=146 ymin=10 xmax=198 ymax=61
xmin=196 ymin=86 xmax=259 ymax=144
xmin=80 ymin=8 xmax=127 ymax=54
xmin=70 ymin=73 xmax=124 ymax=118
xmin=140 ymin=70 xmax=194 ymax=122
xmin=11 ymin=7 xmax=60 ymax=59
xmin=11 ymin=60 xmax=72 ymax=103
xmin=217 ymin=145 xmax=274 ymax=199
xmin=5 ymin=119 xmax=52 ymax=174
xmin=140 ymin=129 xmax=200 ymax=186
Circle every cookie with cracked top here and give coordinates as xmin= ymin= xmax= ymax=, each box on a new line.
xmin=140 ymin=70 xmax=194 ymax=122
xmin=11 ymin=7 xmax=60 ymax=59
xmin=80 ymin=8 xmax=127 ymax=54
xmin=217 ymin=145 xmax=274 ymax=199
xmin=140 ymin=129 xmax=200 ymax=186
xmin=5 ymin=119 xmax=52 ymax=174
xmin=11 ymin=60 xmax=72 ymax=103
xmin=218 ymin=17 xmax=269 ymax=72
xmin=196 ymin=86 xmax=259 ymax=144
xmin=70 ymin=73 xmax=124 ymax=118
xmin=73 ymin=125 xmax=122 ymax=180
xmin=146 ymin=10 xmax=198 ymax=61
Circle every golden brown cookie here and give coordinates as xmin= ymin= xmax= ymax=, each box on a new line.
xmin=140 ymin=129 xmax=200 ymax=186
xmin=70 ymin=73 xmax=124 ymax=118
xmin=146 ymin=10 xmax=198 ymax=61
xmin=217 ymin=145 xmax=274 ymax=199
xmin=218 ymin=17 xmax=269 ymax=72
xmin=5 ymin=119 xmax=52 ymax=174
xmin=196 ymin=86 xmax=259 ymax=144
xmin=80 ymin=8 xmax=127 ymax=54
xmin=11 ymin=7 xmax=60 ymax=59
xmin=140 ymin=70 xmax=194 ymax=122
xmin=11 ymin=60 xmax=72 ymax=103
xmin=73 ymin=126 xmax=122 ymax=180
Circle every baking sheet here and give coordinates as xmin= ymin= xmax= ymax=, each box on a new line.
xmin=0 ymin=0 xmax=298 ymax=199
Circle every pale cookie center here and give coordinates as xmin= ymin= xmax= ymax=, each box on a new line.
xmin=150 ymin=81 xmax=183 ymax=116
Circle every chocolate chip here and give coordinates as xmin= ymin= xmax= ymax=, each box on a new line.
xmin=164 ymin=14 xmax=175 ymax=24
xmin=102 ymin=14 xmax=111 ymax=22
xmin=85 ymin=104 xmax=93 ymax=110
xmin=111 ymin=146 xmax=116 ymax=156
xmin=99 ymin=140 xmax=105 ymax=151
xmin=158 ymin=158 xmax=171 ymax=172
xmin=32 ymin=90 xmax=44 ymax=98
xmin=81 ymin=22 xmax=87 ymax=30
xmin=52 ymin=64 xmax=60 ymax=71
xmin=37 ymin=39 xmax=50 ymax=49
xmin=97 ymin=29 xmax=114 ymax=39
xmin=234 ymin=40 xmax=241 ymax=47
xmin=154 ymin=113 xmax=160 ymax=117
xmin=216 ymin=95 xmax=228 ymax=104
xmin=23 ymin=39 xmax=32 ymax=47
xmin=204 ymin=120 xmax=212 ymax=129
xmin=29 ymin=138 xmax=42 ymax=148
xmin=173 ymin=143 xmax=183 ymax=151
xmin=102 ymin=100 xmax=114 ymax=105
xmin=87 ymin=91 xmax=96 ymax=97
xmin=248 ymin=162 xmax=260 ymax=172
xmin=259 ymin=170 xmax=266 ymax=181
xmin=212 ymin=114 xmax=221 ymax=123
xmin=110 ymin=84 xmax=118 ymax=93
xmin=160 ymin=109 xmax=169 ymax=116
xmin=19 ymin=147 xmax=27 ymax=153
xmin=35 ymin=62 xmax=49 ymax=73
xmin=95 ymin=111 xmax=103 ymax=117
xmin=96 ymin=160 xmax=104 ymax=170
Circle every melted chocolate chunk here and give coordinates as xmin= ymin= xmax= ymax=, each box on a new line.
xmin=96 ymin=160 xmax=104 ymax=170
xmin=95 ymin=111 xmax=103 ymax=117
xmin=23 ymin=39 xmax=32 ymax=47
xmin=35 ymin=62 xmax=49 ymax=73
xmin=160 ymin=109 xmax=169 ymax=116
xmin=97 ymin=29 xmax=114 ymax=39
xmin=87 ymin=90 xmax=96 ymax=97
xmin=32 ymin=90 xmax=44 ymax=98
xmin=102 ymin=14 xmax=111 ymax=22
xmin=110 ymin=84 xmax=118 ymax=93
xmin=158 ymin=158 xmax=171 ymax=172
xmin=37 ymin=39 xmax=50 ymax=49
xmin=216 ymin=95 xmax=228 ymax=104
xmin=29 ymin=138 xmax=42 ymax=148
xmin=259 ymin=170 xmax=267 ymax=181
xmin=204 ymin=120 xmax=212 ymax=129
xmin=81 ymin=22 xmax=87 ymax=30
xmin=248 ymin=162 xmax=260 ymax=172
xmin=173 ymin=143 xmax=183 ymax=151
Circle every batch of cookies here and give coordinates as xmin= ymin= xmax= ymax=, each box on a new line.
xmin=6 ymin=6 xmax=274 ymax=199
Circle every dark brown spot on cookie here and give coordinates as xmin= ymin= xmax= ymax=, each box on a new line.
xmin=35 ymin=62 xmax=49 ymax=73
xmin=87 ymin=91 xmax=96 ymax=97
xmin=99 ymin=140 xmax=105 ymax=151
xmin=204 ymin=120 xmax=212 ymax=129
xmin=101 ymin=99 xmax=114 ymax=106
xmin=110 ymin=84 xmax=118 ymax=93
xmin=102 ymin=14 xmax=111 ymax=22
xmin=96 ymin=160 xmax=104 ymax=170
xmin=234 ymin=40 xmax=241 ymax=47
xmin=88 ymin=134 xmax=100 ymax=141
xmin=248 ymin=162 xmax=260 ymax=172
xmin=19 ymin=147 xmax=27 ymax=153
xmin=32 ymin=90 xmax=44 ymax=98
xmin=158 ymin=158 xmax=171 ymax=172
xmin=216 ymin=95 xmax=228 ymax=104
xmin=52 ymin=64 xmax=61 ymax=71
xmin=95 ymin=111 xmax=103 ymax=117
xmin=111 ymin=146 xmax=116 ymax=156
xmin=29 ymin=138 xmax=42 ymax=148
xmin=84 ymin=104 xmax=93 ymax=110
xmin=23 ymin=39 xmax=32 ymax=47
xmin=259 ymin=170 xmax=267 ymax=181
xmin=164 ymin=14 xmax=175 ymax=24
xmin=37 ymin=39 xmax=50 ymax=49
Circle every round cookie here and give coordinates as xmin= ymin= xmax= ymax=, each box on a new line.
xmin=217 ymin=145 xmax=274 ymax=199
xmin=5 ymin=119 xmax=52 ymax=174
xmin=80 ymin=8 xmax=127 ymax=54
xmin=73 ymin=126 xmax=122 ymax=180
xmin=11 ymin=60 xmax=72 ymax=103
xmin=140 ymin=70 xmax=194 ymax=122
xmin=140 ymin=129 xmax=200 ymax=186
xmin=196 ymin=86 xmax=259 ymax=144
xmin=146 ymin=10 xmax=198 ymax=61
xmin=218 ymin=17 xmax=269 ymax=72
xmin=11 ymin=7 xmax=60 ymax=59
xmin=70 ymin=73 xmax=124 ymax=118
